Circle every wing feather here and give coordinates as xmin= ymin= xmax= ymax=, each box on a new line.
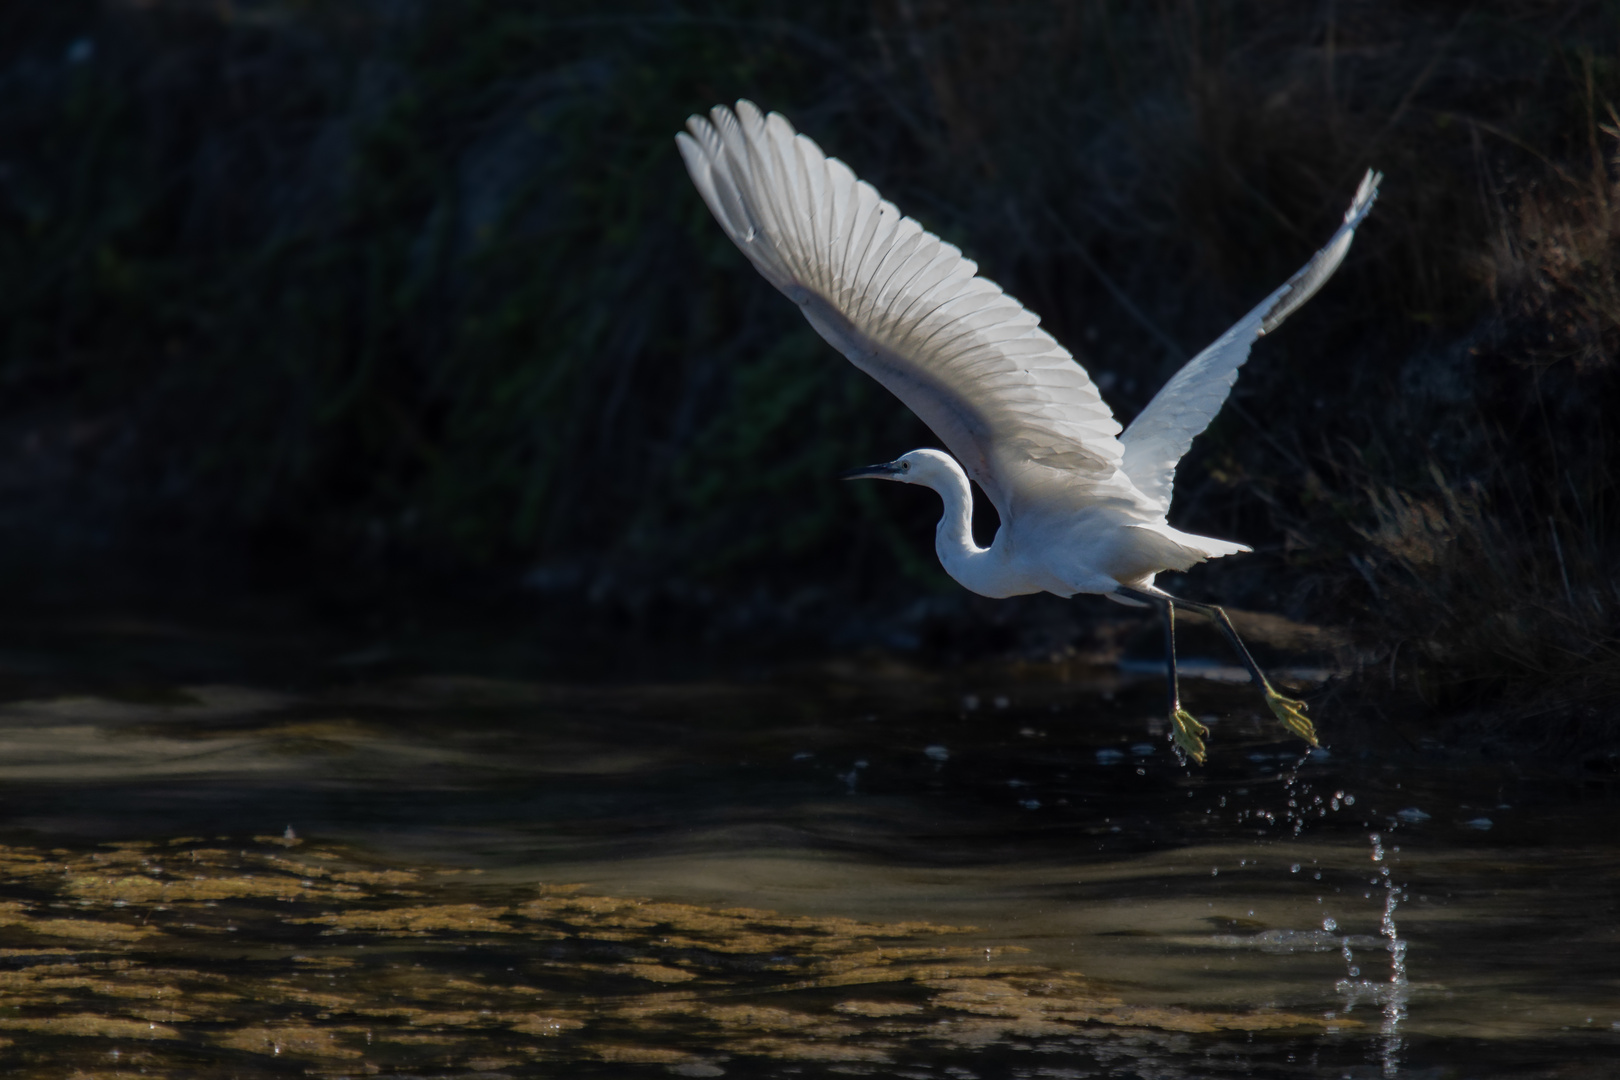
xmin=678 ymin=101 xmax=1126 ymax=519
xmin=1119 ymin=170 xmax=1381 ymax=512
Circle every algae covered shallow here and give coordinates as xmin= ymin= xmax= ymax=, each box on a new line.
xmin=0 ymin=660 xmax=1614 ymax=1076
xmin=0 ymin=833 xmax=1343 ymax=1077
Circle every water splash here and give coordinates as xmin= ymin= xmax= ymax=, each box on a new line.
xmin=1373 ymin=831 xmax=1410 ymax=1078
xmin=1275 ymin=747 xmax=1352 ymax=837
xmin=1336 ymin=831 xmax=1409 ymax=1076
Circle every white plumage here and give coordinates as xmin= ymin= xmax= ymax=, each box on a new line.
xmin=677 ymin=100 xmax=1379 ymax=760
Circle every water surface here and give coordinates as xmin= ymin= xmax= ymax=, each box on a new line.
xmin=0 ymin=626 xmax=1614 ymax=1077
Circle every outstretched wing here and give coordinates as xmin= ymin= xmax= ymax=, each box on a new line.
xmin=677 ymin=100 xmax=1128 ymax=522
xmin=1117 ymin=170 xmax=1381 ymax=513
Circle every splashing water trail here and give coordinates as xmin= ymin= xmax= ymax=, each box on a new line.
xmin=1373 ymin=829 xmax=1410 ymax=1077
xmin=1330 ymin=828 xmax=1409 ymax=1075
xmin=1277 ymin=750 xmax=1327 ymax=837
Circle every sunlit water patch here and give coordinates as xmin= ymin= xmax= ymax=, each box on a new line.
xmin=0 ymin=833 xmax=1360 ymax=1077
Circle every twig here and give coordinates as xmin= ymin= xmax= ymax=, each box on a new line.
xmin=1549 ymin=514 xmax=1574 ymax=608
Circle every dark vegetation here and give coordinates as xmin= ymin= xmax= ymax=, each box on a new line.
xmin=2 ymin=1 xmax=1618 ymax=747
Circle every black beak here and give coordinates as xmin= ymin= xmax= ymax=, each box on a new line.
xmin=838 ymin=460 xmax=904 ymax=481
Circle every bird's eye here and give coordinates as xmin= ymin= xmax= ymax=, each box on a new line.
xmin=900 ymin=460 xmax=911 ymax=471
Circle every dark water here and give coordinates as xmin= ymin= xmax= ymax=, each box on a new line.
xmin=0 ymin=618 xmax=1615 ymax=1077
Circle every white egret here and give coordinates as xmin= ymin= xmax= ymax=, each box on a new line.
xmin=677 ymin=101 xmax=1379 ymax=762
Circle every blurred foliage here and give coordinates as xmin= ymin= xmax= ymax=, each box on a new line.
xmin=3 ymin=1 xmax=1620 ymax=698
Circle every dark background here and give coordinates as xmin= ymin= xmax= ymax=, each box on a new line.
xmin=2 ymin=1 xmax=1617 ymax=742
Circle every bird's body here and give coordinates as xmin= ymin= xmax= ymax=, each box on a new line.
xmin=678 ymin=101 xmax=1379 ymax=761
xmin=897 ymin=448 xmax=1242 ymax=600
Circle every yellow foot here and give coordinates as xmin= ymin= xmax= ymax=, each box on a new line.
xmin=1171 ymin=708 xmax=1209 ymax=764
xmin=1266 ymin=688 xmax=1320 ymax=747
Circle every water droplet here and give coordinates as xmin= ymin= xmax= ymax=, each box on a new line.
xmin=923 ymin=745 xmax=949 ymax=761
xmin=1323 ymin=917 xmax=1337 ymax=931
xmin=1464 ymin=817 xmax=1494 ymax=830
xmin=1291 ymin=863 xmax=1301 ymax=873
xmin=1095 ymin=748 xmax=1124 ymax=765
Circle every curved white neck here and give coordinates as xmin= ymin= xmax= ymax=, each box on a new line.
xmin=917 ymin=457 xmax=1003 ymax=596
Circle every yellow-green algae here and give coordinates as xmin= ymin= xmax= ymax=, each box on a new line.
xmin=0 ymin=837 xmax=1344 ymax=1075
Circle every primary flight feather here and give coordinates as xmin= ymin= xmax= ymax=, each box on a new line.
xmin=677 ymin=100 xmax=1379 ymax=761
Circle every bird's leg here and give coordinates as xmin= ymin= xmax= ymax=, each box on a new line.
xmin=1120 ymin=587 xmax=1207 ymax=763
xmin=1161 ymin=599 xmax=1211 ymax=763
xmin=1166 ymin=596 xmax=1319 ymax=749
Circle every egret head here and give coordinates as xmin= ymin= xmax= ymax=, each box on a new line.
xmin=838 ymin=448 xmax=959 ymax=487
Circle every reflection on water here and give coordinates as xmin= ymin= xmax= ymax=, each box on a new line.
xmin=0 ymin=645 xmax=1615 ymax=1077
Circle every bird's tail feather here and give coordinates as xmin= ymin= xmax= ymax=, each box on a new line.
xmin=1124 ymin=523 xmax=1251 ymax=573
